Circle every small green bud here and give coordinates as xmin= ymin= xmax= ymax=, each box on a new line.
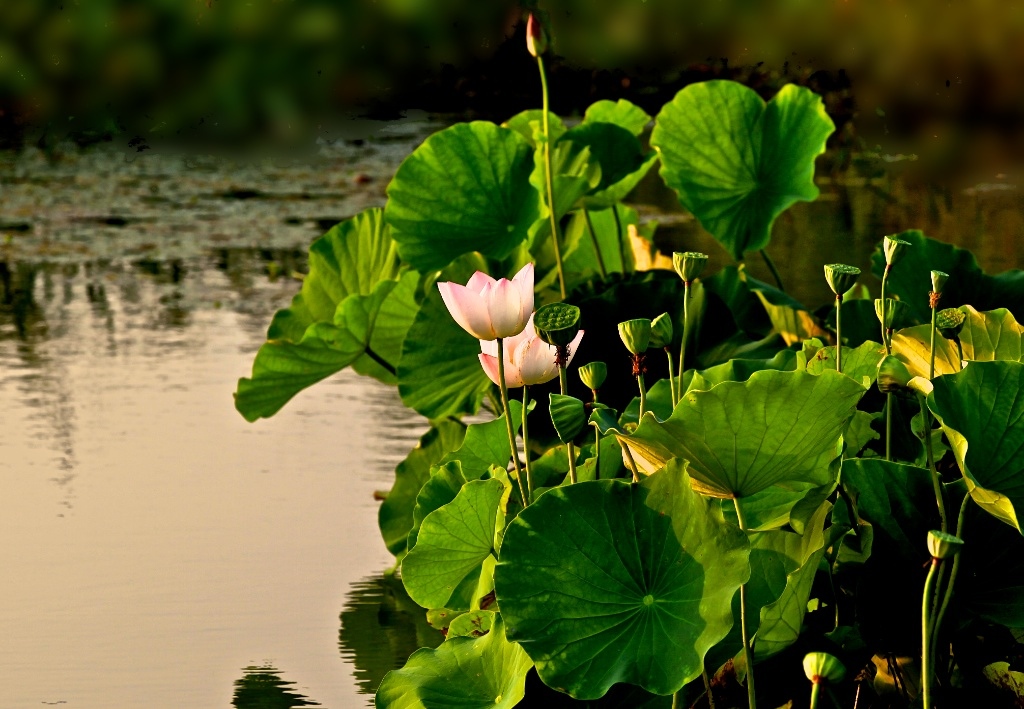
xmin=936 ymin=307 xmax=966 ymax=339
xmin=672 ymin=251 xmax=709 ymax=283
xmin=578 ymin=361 xmax=607 ymax=390
xmin=618 ymin=319 xmax=652 ymax=355
xmin=927 ymin=530 xmax=964 ymax=560
xmin=650 ymin=313 xmax=674 ymax=349
xmin=875 ymin=297 xmax=910 ymax=331
xmin=526 ymin=13 xmax=548 ymax=57
xmin=882 ymin=235 xmax=911 ymax=266
xmin=803 ymin=652 xmax=846 ymax=684
xmin=824 ymin=263 xmax=861 ymax=297
xmin=534 ymin=302 xmax=581 ymax=347
xmin=930 ymin=270 xmax=949 ymax=294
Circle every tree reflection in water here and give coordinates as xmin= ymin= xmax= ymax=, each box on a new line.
xmin=231 ymin=665 xmax=321 ymax=709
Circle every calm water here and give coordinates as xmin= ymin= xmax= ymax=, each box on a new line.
xmin=2 ymin=116 xmax=1023 ymax=709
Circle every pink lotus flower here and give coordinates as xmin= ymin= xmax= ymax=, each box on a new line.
xmin=437 ymin=263 xmax=535 ymax=341
xmin=479 ymin=314 xmax=584 ymax=387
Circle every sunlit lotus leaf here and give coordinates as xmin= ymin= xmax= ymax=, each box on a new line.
xmin=439 ymin=400 xmax=523 ymax=479
xmin=891 ymin=323 xmax=960 ymax=379
xmin=560 ymin=122 xmax=659 ymax=208
xmin=959 ymin=306 xmax=1024 ymax=361
xmin=385 ymin=121 xmax=541 ymax=271
xmin=869 ymin=229 xmax=1024 ymax=323
xmin=845 ymin=411 xmax=881 ymax=456
xmin=622 ymin=369 xmax=865 ymax=497
xmin=724 ymin=483 xmax=823 ymax=532
xmin=683 ymin=349 xmax=797 ymax=396
xmin=620 ymin=378 xmax=674 ymax=426
xmin=502 ymin=109 xmax=566 ymax=146
xmin=754 ymin=290 xmax=826 ymax=346
xmin=402 ymin=479 xmax=507 ymax=610
xmin=446 ymin=610 xmax=495 ymax=639
xmin=549 ymin=393 xmax=587 ymax=443
xmin=494 ymin=460 xmax=749 ymax=698
xmin=584 ymin=98 xmax=652 ymax=136
xmin=806 ymin=341 xmax=885 ymax=387
xmin=652 ymin=81 xmax=834 ymax=260
xmin=927 ymin=361 xmax=1024 ymax=532
xmin=379 ymin=422 xmax=468 ymax=556
xmin=406 ymin=462 xmax=468 ymax=552
xmin=375 ymin=615 xmax=532 ymax=709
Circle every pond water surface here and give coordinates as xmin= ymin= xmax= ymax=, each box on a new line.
xmin=3 ymin=114 xmax=1023 ymax=708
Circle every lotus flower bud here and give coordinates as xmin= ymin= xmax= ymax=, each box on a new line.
xmin=803 ymin=652 xmax=846 ymax=684
xmin=875 ymin=297 xmax=910 ymax=331
xmin=882 ymin=235 xmax=911 ymax=266
xmin=578 ymin=361 xmax=607 ymax=390
xmin=526 ymin=13 xmax=548 ymax=57
xmin=618 ymin=319 xmax=651 ymax=355
xmin=936 ymin=307 xmax=966 ymax=339
xmin=931 ymin=270 xmax=949 ymax=294
xmin=824 ymin=264 xmax=861 ymax=297
xmin=927 ymin=530 xmax=964 ymax=560
xmin=534 ymin=302 xmax=581 ymax=347
xmin=672 ymin=251 xmax=708 ymax=284
xmin=650 ymin=313 xmax=674 ymax=349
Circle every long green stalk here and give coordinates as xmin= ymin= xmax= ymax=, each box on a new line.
xmin=921 ymin=557 xmax=941 ymax=709
xmin=522 ymin=386 xmax=534 ymax=504
xmin=622 ymin=444 xmax=641 ymax=483
xmin=881 ymin=267 xmax=893 ymax=461
xmin=537 ymin=54 xmax=566 ymax=300
xmin=666 ymin=348 xmax=677 ymax=407
xmin=559 ymin=364 xmax=578 ymax=484
xmin=582 ymin=208 xmax=608 ymax=279
xmin=497 ymin=339 xmax=528 ymax=505
xmin=931 ymin=495 xmax=971 ymax=678
xmin=835 ymin=294 xmax=844 ymax=373
xmin=734 ymin=498 xmax=758 ymax=709
xmin=809 ymin=681 xmax=822 ymax=709
xmin=612 ymin=205 xmax=627 ymax=271
xmin=924 ymin=301 xmax=947 ymax=532
xmin=760 ymin=248 xmax=785 ymax=292
xmin=677 ymin=281 xmax=691 ymax=405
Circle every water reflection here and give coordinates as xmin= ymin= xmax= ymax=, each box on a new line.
xmin=232 ymin=666 xmax=322 ymax=709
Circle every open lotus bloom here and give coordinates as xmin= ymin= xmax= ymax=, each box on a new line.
xmin=479 ymin=314 xmax=584 ymax=387
xmin=437 ymin=263 xmax=534 ymax=340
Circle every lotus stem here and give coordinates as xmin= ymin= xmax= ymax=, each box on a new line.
xmin=835 ymin=293 xmax=843 ymax=373
xmin=760 ymin=248 xmax=785 ymax=292
xmin=559 ymin=362 xmax=578 ymax=484
xmin=613 ymin=205 xmax=627 ymax=271
xmin=666 ymin=347 xmax=677 ymax=407
xmin=537 ymin=54 xmax=567 ymax=300
xmin=582 ymin=208 xmax=608 ymax=279
xmin=497 ymin=338 xmax=528 ymax=505
xmin=622 ymin=443 xmax=641 ymax=483
xmin=932 ymin=495 xmax=970 ymax=676
xmin=522 ymin=386 xmax=534 ymax=505
xmin=955 ymin=339 xmax=964 ymax=370
xmin=809 ymin=681 xmax=822 ymax=709
xmin=929 ymin=298 xmax=938 ymax=380
xmin=880 ymin=265 xmax=892 ymax=356
xmin=733 ymin=497 xmax=758 ymax=709
xmin=677 ymin=281 xmax=691 ymax=405
xmin=918 ymin=392 xmax=947 ymax=534
xmin=885 ymin=392 xmax=894 ymax=462
xmin=921 ymin=557 xmax=941 ymax=709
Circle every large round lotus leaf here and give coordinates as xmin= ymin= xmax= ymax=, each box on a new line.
xmin=583 ymin=98 xmax=652 ymax=137
xmin=494 ymin=460 xmax=749 ymax=699
xmin=927 ymin=360 xmax=1024 ymax=532
xmin=384 ymin=121 xmax=541 ymax=271
xmin=559 ymin=122 xmax=659 ymax=208
xmin=651 ymin=81 xmax=834 ymax=260
xmin=375 ymin=615 xmax=533 ymax=709
xmin=622 ymin=369 xmax=865 ymax=498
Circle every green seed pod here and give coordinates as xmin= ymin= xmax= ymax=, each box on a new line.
xmin=618 ymin=319 xmax=652 ymax=355
xmin=875 ymin=297 xmax=910 ymax=331
xmin=930 ymin=270 xmax=949 ymax=294
xmin=578 ymin=361 xmax=607 ymax=390
xmin=883 ymin=235 xmax=912 ymax=266
xmin=534 ymin=302 xmax=581 ymax=347
xmin=672 ymin=251 xmax=709 ymax=283
xmin=649 ymin=312 xmax=674 ymax=349
xmin=927 ymin=530 xmax=964 ymax=560
xmin=824 ymin=263 xmax=861 ymax=296
xmin=936 ymin=307 xmax=966 ymax=339
xmin=803 ymin=652 xmax=846 ymax=684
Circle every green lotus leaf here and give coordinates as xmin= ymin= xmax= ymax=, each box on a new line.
xmin=384 ymin=121 xmax=541 ymax=271
xmin=549 ymin=393 xmax=587 ymax=443
xmin=891 ymin=323 xmax=961 ymax=378
xmin=620 ymin=377 xmax=674 ymax=426
xmin=927 ymin=361 xmax=1024 ymax=532
xmin=529 ymin=133 xmax=600 ymax=235
xmin=562 ymin=204 xmax=638 ymax=282
xmin=959 ymin=306 xmax=1024 ymax=361
xmin=869 ymin=229 xmax=1024 ymax=323
xmin=379 ymin=422 xmax=468 ymax=556
xmin=622 ymin=369 xmax=865 ymax=497
xmin=583 ymin=98 xmax=652 ymax=137
xmin=845 ymin=411 xmax=881 ymax=457
xmin=446 ymin=610 xmax=495 ymax=639
xmin=502 ymin=109 xmax=566 ymax=146
xmin=806 ymin=341 xmax=885 ymax=387
xmin=439 ymin=400 xmax=523 ymax=479
xmin=494 ymin=460 xmax=750 ymax=698
xmin=683 ymin=349 xmax=797 ymax=396
xmin=725 ymin=483 xmax=824 ymax=532
xmin=375 ymin=615 xmax=532 ymax=709
xmin=652 ymin=81 xmax=834 ymax=260
xmin=407 ymin=462 xmax=469 ymax=551
xmin=754 ymin=290 xmax=827 ymax=346
xmin=402 ymin=479 xmax=507 ymax=610
xmin=560 ymin=122 xmax=659 ymax=208
xmin=824 ymin=299 xmax=887 ymax=349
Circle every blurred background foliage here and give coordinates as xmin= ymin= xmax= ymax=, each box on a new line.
xmin=2 ymin=0 xmax=1023 ymax=175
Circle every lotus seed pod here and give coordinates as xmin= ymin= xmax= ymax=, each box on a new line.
xmin=875 ymin=297 xmax=910 ymax=331
xmin=927 ymin=530 xmax=964 ymax=560
xmin=930 ymin=270 xmax=949 ymax=294
xmin=578 ymin=361 xmax=607 ymax=390
xmin=672 ymin=251 xmax=709 ymax=283
xmin=526 ymin=13 xmax=548 ymax=57
xmin=650 ymin=313 xmax=674 ymax=349
xmin=534 ymin=302 xmax=581 ymax=347
xmin=824 ymin=263 xmax=861 ymax=297
xmin=803 ymin=652 xmax=846 ymax=684
xmin=618 ymin=319 xmax=652 ymax=355
xmin=936 ymin=307 xmax=967 ymax=339
xmin=882 ymin=235 xmax=911 ymax=266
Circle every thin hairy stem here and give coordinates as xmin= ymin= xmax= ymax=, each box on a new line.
xmin=537 ymin=55 xmax=566 ymax=299
xmin=522 ymin=386 xmax=534 ymax=504
xmin=497 ymin=339 xmax=528 ymax=505
xmin=734 ymin=497 xmax=758 ymax=709
xmin=666 ymin=348 xmax=677 ymax=408
xmin=760 ymin=248 xmax=785 ymax=292
xmin=582 ymin=208 xmax=608 ymax=278
xmin=677 ymin=281 xmax=691 ymax=404
xmin=559 ymin=364 xmax=578 ymax=484
xmin=921 ymin=558 xmax=941 ymax=709
xmin=613 ymin=205 xmax=627 ymax=271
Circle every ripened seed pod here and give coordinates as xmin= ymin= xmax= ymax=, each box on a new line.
xmin=882 ymin=235 xmax=911 ymax=266
xmin=927 ymin=530 xmax=964 ymax=560
xmin=672 ymin=251 xmax=709 ymax=283
xmin=936 ymin=307 xmax=967 ymax=340
xmin=931 ymin=270 xmax=949 ymax=294
xmin=526 ymin=13 xmax=548 ymax=57
xmin=618 ymin=319 xmax=652 ymax=355
xmin=534 ymin=302 xmax=581 ymax=347
xmin=803 ymin=652 xmax=846 ymax=684
xmin=650 ymin=313 xmax=674 ymax=349
xmin=875 ymin=298 xmax=910 ymax=331
xmin=824 ymin=263 xmax=861 ymax=297
xmin=578 ymin=361 xmax=607 ymax=390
